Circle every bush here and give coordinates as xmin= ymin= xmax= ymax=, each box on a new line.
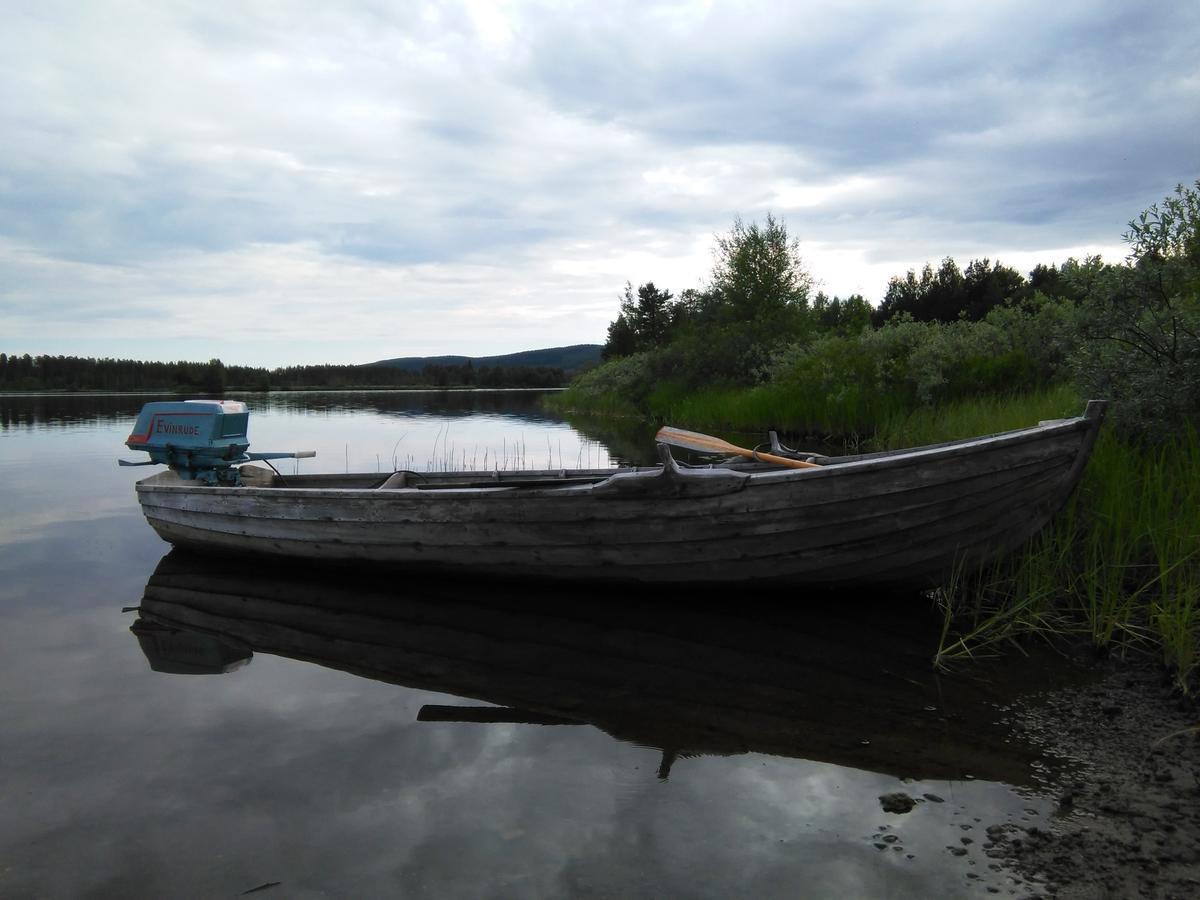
xmin=767 ymin=302 xmax=1073 ymax=415
xmin=552 ymin=351 xmax=659 ymax=416
xmin=1063 ymin=185 xmax=1200 ymax=435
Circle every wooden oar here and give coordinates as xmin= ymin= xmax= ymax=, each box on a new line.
xmin=655 ymin=426 xmax=822 ymax=469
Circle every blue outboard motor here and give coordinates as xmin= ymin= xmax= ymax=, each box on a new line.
xmin=120 ymin=400 xmax=314 ymax=485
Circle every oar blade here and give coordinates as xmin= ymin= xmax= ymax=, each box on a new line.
xmin=656 ymin=426 xmax=822 ymax=469
xmin=655 ymin=426 xmax=742 ymax=457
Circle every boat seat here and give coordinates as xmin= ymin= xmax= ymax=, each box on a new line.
xmin=238 ymin=465 xmax=276 ymax=487
xmin=378 ymin=471 xmax=408 ymax=489
xmin=768 ymin=430 xmax=827 ymax=464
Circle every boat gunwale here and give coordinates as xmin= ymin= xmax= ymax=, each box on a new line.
xmin=133 ymin=409 xmax=1099 ymax=501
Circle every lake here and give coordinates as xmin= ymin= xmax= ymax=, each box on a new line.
xmin=0 ymin=390 xmax=1060 ymax=898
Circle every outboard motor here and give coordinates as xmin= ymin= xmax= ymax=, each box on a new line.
xmin=120 ymin=400 xmax=314 ymax=485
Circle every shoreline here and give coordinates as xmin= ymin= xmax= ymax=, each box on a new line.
xmin=0 ymin=386 xmax=567 ymax=398
xmin=991 ymin=653 xmax=1199 ymax=896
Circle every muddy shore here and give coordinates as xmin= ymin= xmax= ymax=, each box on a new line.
xmin=992 ymin=655 xmax=1200 ymax=897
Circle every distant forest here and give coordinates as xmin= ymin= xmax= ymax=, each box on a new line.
xmin=371 ymin=343 xmax=601 ymax=373
xmin=0 ymin=354 xmax=567 ymax=393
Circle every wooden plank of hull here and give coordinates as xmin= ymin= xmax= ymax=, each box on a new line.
xmin=137 ymin=451 xmax=1074 ymax=552
xmin=137 ymin=439 xmax=1077 ymax=534
xmin=133 ymin=405 xmax=1104 ymax=582
xmin=140 ymin=495 xmax=1072 ymax=582
xmin=138 ymin=451 xmax=1078 ymax=581
xmin=135 ymin=428 xmax=1084 ymax=539
xmin=138 ymin=459 xmax=1071 ymax=578
xmin=143 ymin=470 xmax=1068 ymax=584
xmin=136 ymin=422 xmax=1089 ymax=528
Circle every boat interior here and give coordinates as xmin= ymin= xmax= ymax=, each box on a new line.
xmin=234 ymin=416 xmax=1079 ymax=491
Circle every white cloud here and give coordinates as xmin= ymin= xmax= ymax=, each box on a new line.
xmin=1 ymin=0 xmax=1196 ymax=363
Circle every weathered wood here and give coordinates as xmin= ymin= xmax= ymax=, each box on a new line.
xmin=132 ymin=402 xmax=1107 ymax=585
xmin=139 ymin=462 xmax=1069 ymax=578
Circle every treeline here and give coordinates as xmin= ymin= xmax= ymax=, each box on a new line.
xmin=603 ymin=246 xmax=1078 ymax=363
xmin=0 ymin=354 xmax=565 ymax=393
xmin=574 ymin=183 xmax=1200 ymax=435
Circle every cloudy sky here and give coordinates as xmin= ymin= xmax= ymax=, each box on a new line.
xmin=2 ymin=1 xmax=1196 ymax=367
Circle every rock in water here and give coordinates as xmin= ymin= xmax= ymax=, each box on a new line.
xmin=879 ymin=792 xmax=916 ymax=814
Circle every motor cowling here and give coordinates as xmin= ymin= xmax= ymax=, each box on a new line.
xmin=123 ymin=400 xmax=313 ymax=484
xmin=125 ymin=400 xmax=250 ymax=482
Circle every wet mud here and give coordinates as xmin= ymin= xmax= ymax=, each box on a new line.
xmin=989 ymin=655 xmax=1200 ymax=897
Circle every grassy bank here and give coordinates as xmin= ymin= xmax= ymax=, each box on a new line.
xmin=930 ymin=409 xmax=1198 ymax=692
xmin=865 ymin=388 xmax=1196 ymax=693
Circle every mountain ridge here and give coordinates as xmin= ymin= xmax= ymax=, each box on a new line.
xmin=366 ymin=343 xmax=602 ymax=374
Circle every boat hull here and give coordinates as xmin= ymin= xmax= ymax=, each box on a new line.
xmin=134 ymin=402 xmax=1106 ymax=585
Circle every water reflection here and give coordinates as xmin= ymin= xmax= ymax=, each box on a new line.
xmin=131 ymin=618 xmax=252 ymax=675
xmin=260 ymin=388 xmax=567 ymax=424
xmin=0 ymin=392 xmax=167 ymax=429
xmin=0 ymin=389 xmax=566 ymax=430
xmin=134 ymin=551 xmax=1040 ymax=786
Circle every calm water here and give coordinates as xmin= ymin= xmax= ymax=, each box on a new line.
xmin=0 ymin=391 xmax=1060 ymax=898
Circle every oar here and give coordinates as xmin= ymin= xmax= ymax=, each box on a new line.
xmin=655 ymin=426 xmax=822 ymax=469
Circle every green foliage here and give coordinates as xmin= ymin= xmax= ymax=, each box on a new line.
xmin=202 ymin=358 xmax=226 ymax=394
xmin=1127 ymin=181 xmax=1200 ymax=266
xmin=552 ymin=351 xmax=659 ymax=417
xmin=706 ymin=213 xmax=813 ymax=335
xmin=643 ymin=376 xmax=911 ymax=438
xmin=603 ymin=282 xmax=679 ymax=359
xmin=597 ymin=215 xmax=815 ymax=367
xmin=764 ymin=301 xmax=1072 ymax=428
xmin=874 ymin=256 xmax=1026 ymax=324
xmin=559 ymin=320 xmax=786 ymax=418
xmin=658 ymin=322 xmax=780 ymax=389
xmin=875 ymin=385 xmax=1080 ymax=447
xmin=0 ymin=354 xmax=566 ymax=392
xmin=603 ymin=313 xmax=637 ymax=360
xmin=811 ymin=292 xmax=872 ymax=335
xmin=1027 ymin=263 xmax=1084 ymax=303
xmin=583 ymin=214 xmax=821 ymax=413
xmin=1066 ymin=181 xmax=1200 ymax=433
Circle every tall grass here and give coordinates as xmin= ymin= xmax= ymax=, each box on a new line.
xmin=931 ymin=414 xmax=1200 ymax=693
xmin=874 ymin=385 xmax=1081 ymax=448
xmin=550 ymin=386 xmax=645 ymax=418
xmin=642 ymin=381 xmax=912 ymax=437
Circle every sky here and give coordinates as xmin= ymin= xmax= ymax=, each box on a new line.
xmin=1 ymin=1 xmax=1197 ymax=367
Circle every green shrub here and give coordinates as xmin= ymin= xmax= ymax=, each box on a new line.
xmin=1065 ymin=183 xmax=1200 ymax=434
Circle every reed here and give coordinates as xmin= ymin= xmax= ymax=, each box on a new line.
xmin=643 ymin=381 xmax=912 ymax=437
xmin=928 ymin=408 xmax=1200 ymax=693
xmin=874 ymin=385 xmax=1081 ymax=448
xmin=550 ymin=386 xmax=645 ymax=418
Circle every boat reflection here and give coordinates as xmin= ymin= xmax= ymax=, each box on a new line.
xmin=131 ymin=619 xmax=251 ymax=675
xmin=131 ymin=550 xmax=1040 ymax=784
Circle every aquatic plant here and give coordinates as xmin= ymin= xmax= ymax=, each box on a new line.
xmin=929 ymin=414 xmax=1200 ymax=693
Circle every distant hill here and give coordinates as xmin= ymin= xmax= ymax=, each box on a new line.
xmin=367 ymin=344 xmax=603 ymax=374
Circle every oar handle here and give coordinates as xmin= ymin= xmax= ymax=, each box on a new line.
xmin=744 ymin=449 xmax=821 ymax=469
xmin=655 ymin=425 xmax=822 ymax=469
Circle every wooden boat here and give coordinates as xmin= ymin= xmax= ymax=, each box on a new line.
xmin=132 ymin=551 xmax=1045 ymax=783
xmin=125 ymin=400 xmax=1106 ymax=585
